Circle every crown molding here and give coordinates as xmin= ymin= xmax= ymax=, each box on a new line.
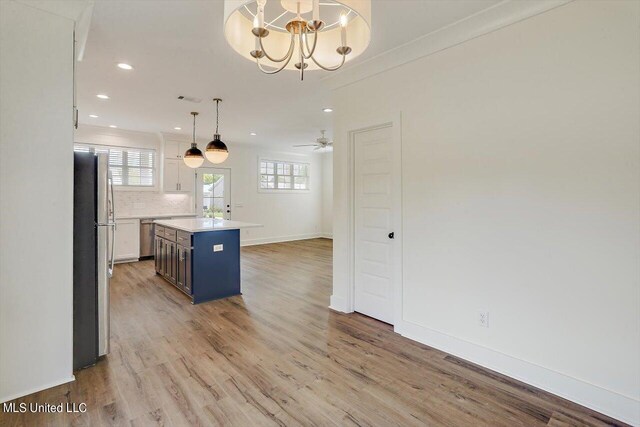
xmin=323 ymin=0 xmax=574 ymax=91
xmin=15 ymin=0 xmax=93 ymax=22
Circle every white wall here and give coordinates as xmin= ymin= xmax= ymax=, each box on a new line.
xmin=76 ymin=125 xmax=325 ymax=245
xmin=331 ymin=1 xmax=639 ymax=424
xmin=210 ymin=144 xmax=324 ymax=246
xmin=0 ymin=2 xmax=75 ymax=402
xmin=321 ymin=153 xmax=333 ymax=238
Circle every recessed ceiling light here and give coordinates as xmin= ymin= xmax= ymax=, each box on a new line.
xmin=250 ymin=132 xmax=257 ymax=136
xmin=322 ymin=107 xmax=333 ymax=113
xmin=117 ymin=63 xmax=133 ymax=70
xmin=89 ymin=114 xmax=98 ymax=118
xmin=109 ymin=125 xmax=117 ymax=128
xmin=174 ymin=127 xmax=182 ymax=130
xmin=96 ymin=94 xmax=109 ymax=99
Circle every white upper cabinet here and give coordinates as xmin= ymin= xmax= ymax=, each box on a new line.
xmin=165 ymin=140 xmax=192 ymax=160
xmin=164 ymin=159 xmax=195 ymax=192
xmin=163 ymin=139 xmax=195 ymax=192
xmin=163 ymin=159 xmax=181 ymax=192
xmin=178 ymin=161 xmax=195 ymax=193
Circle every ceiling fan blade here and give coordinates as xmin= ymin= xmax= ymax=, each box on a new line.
xmin=293 ymin=144 xmax=319 ymax=147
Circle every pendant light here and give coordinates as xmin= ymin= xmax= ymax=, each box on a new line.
xmin=184 ymin=112 xmax=205 ymax=168
xmin=205 ymin=98 xmax=229 ymax=164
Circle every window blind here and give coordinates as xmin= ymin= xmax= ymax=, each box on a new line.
xmin=74 ymin=144 xmax=155 ymax=187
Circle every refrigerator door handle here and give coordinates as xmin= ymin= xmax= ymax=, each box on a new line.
xmin=108 ymin=223 xmax=115 ymax=278
xmin=108 ymin=170 xmax=115 ymax=221
xmin=107 ymin=170 xmax=116 ymax=277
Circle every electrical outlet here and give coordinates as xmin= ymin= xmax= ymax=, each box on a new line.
xmin=213 ymin=244 xmax=224 ymax=252
xmin=478 ymin=311 xmax=489 ymax=328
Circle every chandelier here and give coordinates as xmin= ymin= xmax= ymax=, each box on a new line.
xmin=223 ymin=0 xmax=371 ymax=80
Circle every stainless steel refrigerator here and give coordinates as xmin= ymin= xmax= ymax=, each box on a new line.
xmin=73 ymin=152 xmax=114 ymax=370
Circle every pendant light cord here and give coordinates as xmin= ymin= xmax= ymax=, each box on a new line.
xmin=190 ymin=112 xmax=199 ymax=146
xmin=215 ymin=99 xmax=220 ymax=135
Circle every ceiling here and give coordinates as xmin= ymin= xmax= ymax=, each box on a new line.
xmin=77 ymin=0 xmax=500 ymax=148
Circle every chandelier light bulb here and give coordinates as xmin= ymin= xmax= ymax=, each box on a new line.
xmin=340 ymin=14 xmax=348 ymax=27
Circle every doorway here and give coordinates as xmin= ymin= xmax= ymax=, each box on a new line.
xmin=351 ymin=120 xmax=401 ymax=325
xmin=195 ymin=168 xmax=231 ymax=219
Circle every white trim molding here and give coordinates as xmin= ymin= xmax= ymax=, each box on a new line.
xmin=330 ymin=113 xmax=403 ymax=321
xmin=323 ymin=0 xmax=574 ymax=91
xmin=0 ymin=375 xmax=75 ymax=404
xmin=395 ymin=320 xmax=640 ymax=426
xmin=240 ymin=233 xmax=324 ymax=247
xmin=329 ymin=294 xmax=349 ymax=313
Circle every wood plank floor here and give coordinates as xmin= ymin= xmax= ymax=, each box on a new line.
xmin=0 ymin=239 xmax=628 ymax=426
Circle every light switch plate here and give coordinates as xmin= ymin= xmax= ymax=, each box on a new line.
xmin=213 ymin=244 xmax=224 ymax=252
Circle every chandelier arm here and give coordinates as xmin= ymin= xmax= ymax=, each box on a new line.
xmin=259 ymin=32 xmax=295 ymax=63
xmin=256 ymin=40 xmax=296 ymax=74
xmin=302 ymin=28 xmax=318 ymax=59
xmin=298 ymin=31 xmax=304 ymax=80
xmin=309 ymin=51 xmax=347 ymax=72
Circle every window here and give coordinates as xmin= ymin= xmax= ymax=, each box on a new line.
xmin=260 ymin=160 xmax=309 ymax=191
xmin=74 ymin=144 xmax=155 ymax=187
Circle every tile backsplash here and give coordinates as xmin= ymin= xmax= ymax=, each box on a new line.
xmin=114 ymin=191 xmax=194 ymax=217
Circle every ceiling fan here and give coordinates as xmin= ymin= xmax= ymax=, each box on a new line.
xmin=294 ymin=130 xmax=333 ymax=151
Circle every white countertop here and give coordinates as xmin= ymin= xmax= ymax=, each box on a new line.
xmin=116 ymin=213 xmax=197 ymax=220
xmin=154 ymin=218 xmax=262 ymax=233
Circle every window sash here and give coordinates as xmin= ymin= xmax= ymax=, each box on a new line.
xmin=259 ymin=160 xmax=309 ymax=191
xmin=74 ymin=143 xmax=155 ymax=187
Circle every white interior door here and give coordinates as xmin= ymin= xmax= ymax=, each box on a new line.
xmin=196 ymin=168 xmax=231 ymax=219
xmin=354 ymin=125 xmax=397 ymax=324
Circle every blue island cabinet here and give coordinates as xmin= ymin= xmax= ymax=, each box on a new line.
xmin=191 ymin=229 xmax=241 ymax=303
xmin=154 ymin=225 xmax=242 ymax=304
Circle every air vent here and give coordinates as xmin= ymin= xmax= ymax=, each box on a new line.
xmin=177 ymin=95 xmax=202 ymax=103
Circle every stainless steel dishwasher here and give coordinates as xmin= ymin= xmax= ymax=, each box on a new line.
xmin=139 ymin=219 xmax=155 ymax=259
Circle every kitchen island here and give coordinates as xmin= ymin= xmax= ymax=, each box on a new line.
xmin=153 ymin=218 xmax=260 ymax=304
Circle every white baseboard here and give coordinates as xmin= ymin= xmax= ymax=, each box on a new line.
xmin=320 ymin=233 xmax=333 ymax=239
xmin=1 ymin=375 xmax=75 ymax=404
xmin=240 ymin=233 xmax=324 ymax=247
xmin=395 ymin=320 xmax=639 ymax=426
xmin=114 ymin=258 xmax=138 ymax=264
xmin=329 ymin=294 xmax=350 ymax=313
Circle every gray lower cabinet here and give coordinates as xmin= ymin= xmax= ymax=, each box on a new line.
xmin=155 ymin=227 xmax=192 ymax=297
xmin=176 ymin=244 xmax=192 ymax=294
xmin=164 ymin=241 xmax=176 ymax=284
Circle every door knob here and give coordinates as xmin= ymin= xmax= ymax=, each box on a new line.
xmin=388 ymin=232 xmax=394 ymax=239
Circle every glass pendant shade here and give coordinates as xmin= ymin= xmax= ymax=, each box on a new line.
xmin=205 ymin=135 xmax=229 ymax=164
xmin=184 ymin=144 xmax=205 ymax=168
